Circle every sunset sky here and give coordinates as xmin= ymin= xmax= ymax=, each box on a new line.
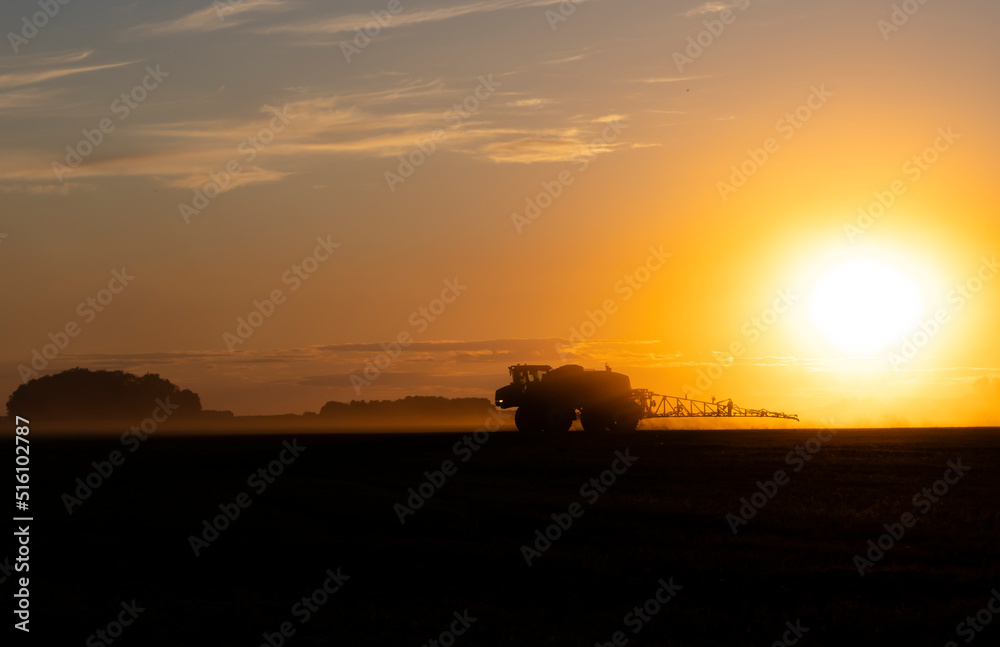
xmin=1 ymin=0 xmax=998 ymax=425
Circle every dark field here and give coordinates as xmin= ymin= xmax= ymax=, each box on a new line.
xmin=16 ymin=427 xmax=1000 ymax=646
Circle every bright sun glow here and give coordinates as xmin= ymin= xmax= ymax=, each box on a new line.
xmin=807 ymin=256 xmax=925 ymax=354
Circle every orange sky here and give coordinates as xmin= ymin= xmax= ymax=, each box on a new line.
xmin=1 ymin=0 xmax=998 ymax=425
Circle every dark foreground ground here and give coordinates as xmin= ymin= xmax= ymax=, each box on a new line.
xmin=10 ymin=426 xmax=1000 ymax=646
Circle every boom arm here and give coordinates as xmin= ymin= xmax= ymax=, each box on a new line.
xmin=632 ymin=389 xmax=799 ymax=421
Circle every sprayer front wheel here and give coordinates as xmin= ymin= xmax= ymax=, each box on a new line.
xmin=514 ymin=406 xmax=543 ymax=432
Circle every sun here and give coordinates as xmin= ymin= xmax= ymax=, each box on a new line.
xmin=806 ymin=255 xmax=925 ymax=354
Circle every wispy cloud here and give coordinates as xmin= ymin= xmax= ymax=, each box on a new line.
xmin=477 ymin=120 xmax=628 ymax=163
xmin=541 ymin=52 xmax=590 ymax=65
xmin=634 ymin=74 xmax=719 ymax=84
xmin=683 ymin=1 xmax=750 ymax=17
xmin=127 ymin=0 xmax=291 ymax=37
xmin=0 ymin=88 xmax=64 ymax=112
xmin=292 ymin=372 xmax=502 ymax=390
xmin=0 ymin=75 xmax=635 ymax=193
xmin=164 ymin=168 xmax=292 ymax=192
xmin=317 ymin=339 xmax=567 ymax=354
xmin=0 ymin=183 xmax=95 ymax=196
xmin=478 ymin=134 xmax=594 ymax=163
xmin=0 ymin=61 xmax=135 ymax=91
xmin=507 ymin=98 xmax=551 ymax=108
xmin=0 ymin=49 xmax=95 ymax=69
xmin=257 ymin=0 xmax=566 ymax=37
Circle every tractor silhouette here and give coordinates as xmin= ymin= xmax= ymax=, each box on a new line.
xmin=494 ymin=363 xmax=798 ymax=432
xmin=494 ymin=364 xmax=643 ymax=432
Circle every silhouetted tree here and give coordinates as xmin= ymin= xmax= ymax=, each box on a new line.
xmin=5 ymin=368 xmax=201 ymax=419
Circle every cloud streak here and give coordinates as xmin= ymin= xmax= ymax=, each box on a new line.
xmin=126 ymin=0 xmax=291 ymax=37
xmin=257 ymin=0 xmax=568 ymax=37
xmin=0 ymin=61 xmax=136 ymax=91
xmin=683 ymin=1 xmax=750 ymax=17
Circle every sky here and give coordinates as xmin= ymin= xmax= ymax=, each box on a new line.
xmin=1 ymin=0 xmax=998 ymax=425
